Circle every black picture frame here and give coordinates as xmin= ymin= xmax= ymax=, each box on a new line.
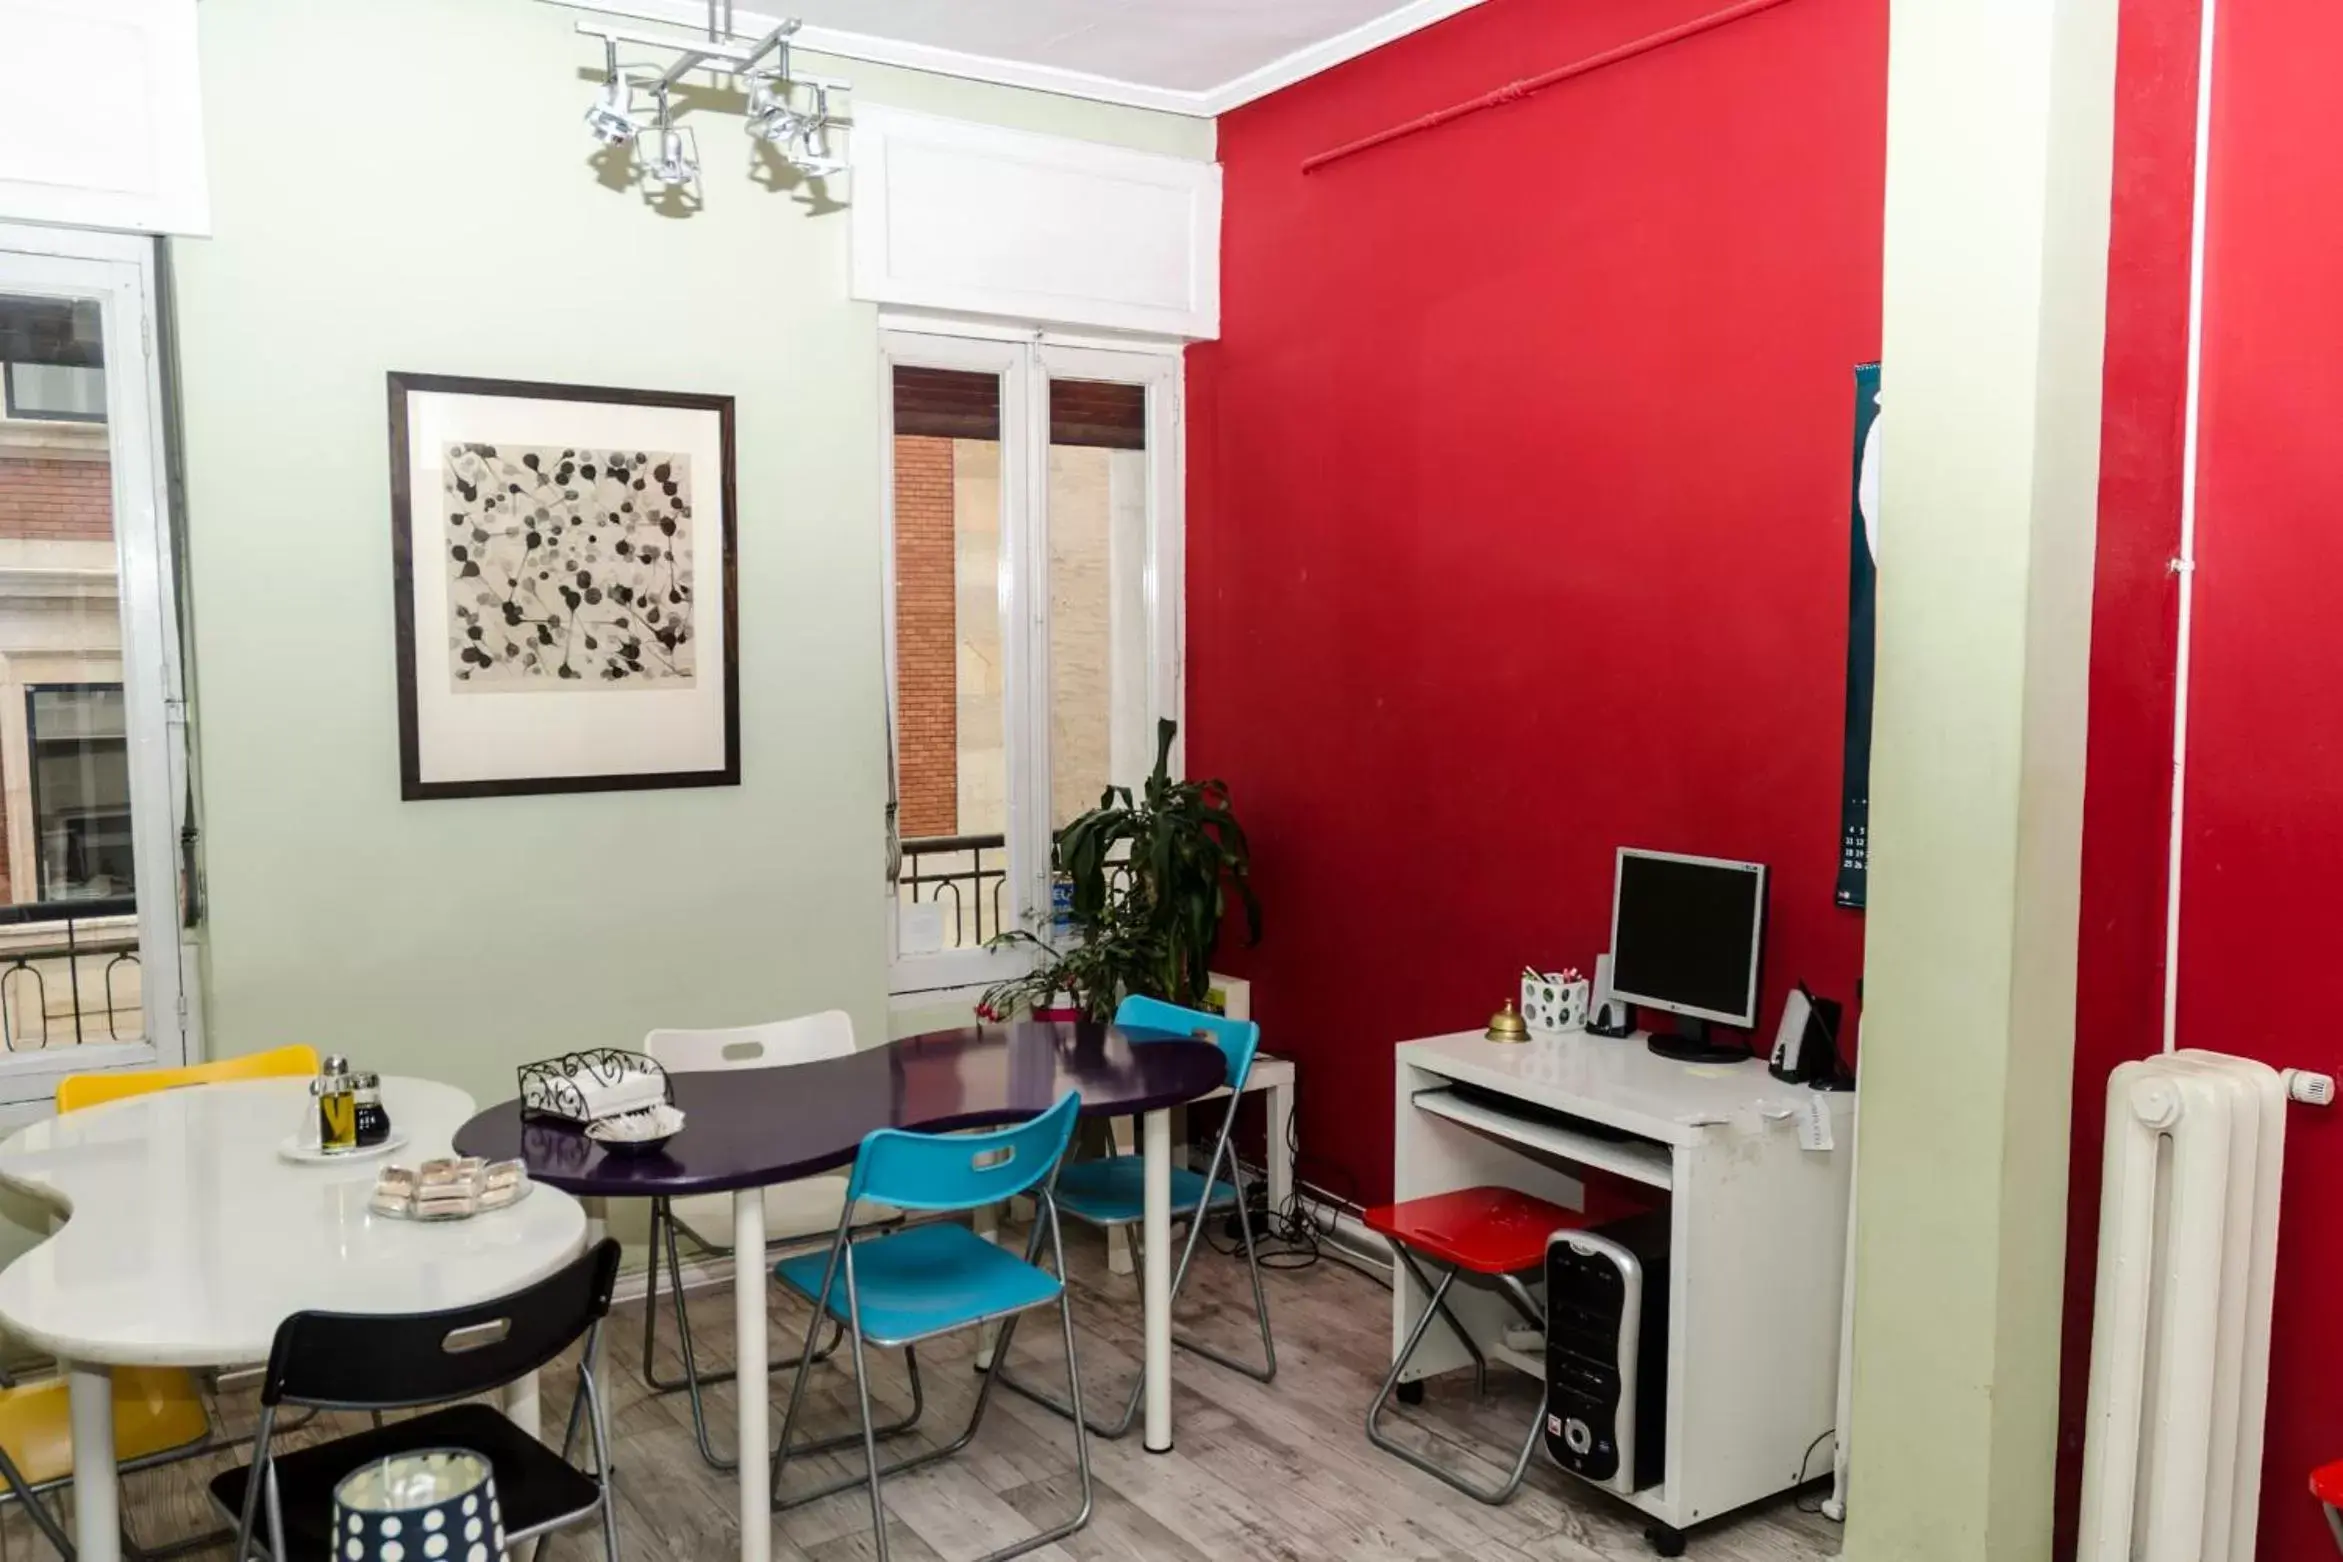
xmin=388 ymin=372 xmax=740 ymax=801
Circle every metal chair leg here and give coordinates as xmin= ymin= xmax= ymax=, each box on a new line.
xmin=1167 ymin=1155 xmax=1276 ymax=1384
xmin=774 ymin=1218 xmax=1055 ymax=1515
xmin=229 ymin=1404 xmax=278 ymax=1562
xmin=842 ymin=1260 xmax=890 ymax=1562
xmin=1000 ymin=1152 xmax=1277 ymax=1437
xmin=577 ymin=1342 xmax=622 ymax=1562
xmin=0 ymin=1445 xmax=75 ymax=1562
xmin=646 ymin=1195 xmax=847 ymax=1473
xmin=1365 ymin=1257 xmax=1545 ymax=1505
xmin=262 ymin=1458 xmax=288 ymax=1562
xmin=1391 ymin=1247 xmax=1488 ymax=1392
xmin=983 ymin=1203 xmax=1094 ymax=1562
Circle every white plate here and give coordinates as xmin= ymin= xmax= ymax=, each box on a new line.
xmin=277 ymin=1131 xmax=410 ymax=1165
xmin=372 ymin=1180 xmax=534 ymax=1222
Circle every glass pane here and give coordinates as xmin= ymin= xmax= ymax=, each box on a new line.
xmin=0 ymin=292 xmax=143 ymax=1046
xmin=891 ymin=366 xmax=1008 ymax=954
xmin=1046 ymin=378 xmax=1150 ymax=851
xmin=29 ymin=686 xmax=132 ymax=899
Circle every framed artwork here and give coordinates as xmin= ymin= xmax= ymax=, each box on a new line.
xmin=388 ymin=372 xmax=738 ymax=800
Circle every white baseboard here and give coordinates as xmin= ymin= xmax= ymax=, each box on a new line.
xmin=1324 ymin=1207 xmax=1394 ymax=1278
xmin=613 ymin=1248 xmax=736 ymax=1308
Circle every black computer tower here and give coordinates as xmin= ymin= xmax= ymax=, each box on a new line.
xmin=1543 ymin=1210 xmax=1670 ymax=1493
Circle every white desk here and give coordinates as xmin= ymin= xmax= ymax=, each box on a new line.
xmin=0 ymin=1077 xmax=586 ymax=1562
xmin=1393 ymin=1030 xmax=1853 ymax=1537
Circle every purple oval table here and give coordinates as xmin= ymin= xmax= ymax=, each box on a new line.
xmin=455 ymin=1021 xmax=1227 ymax=1562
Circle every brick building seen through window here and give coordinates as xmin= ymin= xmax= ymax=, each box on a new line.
xmin=0 ymin=292 xmax=143 ymax=1045
xmin=892 ymin=365 xmax=1151 ymax=952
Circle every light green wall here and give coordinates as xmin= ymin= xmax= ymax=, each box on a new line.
xmin=1844 ymin=0 xmax=2114 ymax=1555
xmin=168 ymin=0 xmax=1211 ymax=1119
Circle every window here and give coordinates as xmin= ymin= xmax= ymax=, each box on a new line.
xmin=26 ymin=685 xmax=134 ymax=901
xmin=0 ymin=227 xmax=194 ymax=1092
xmin=1 ymin=298 xmax=106 ymax=424
xmin=4 ymin=362 xmax=107 ymax=424
xmin=883 ymin=332 xmax=1180 ymax=995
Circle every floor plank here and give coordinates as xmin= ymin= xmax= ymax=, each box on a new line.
xmin=0 ymin=1225 xmax=1840 ymax=1562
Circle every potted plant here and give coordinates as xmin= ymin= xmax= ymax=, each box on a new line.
xmin=979 ymin=719 xmax=1260 ymax=1023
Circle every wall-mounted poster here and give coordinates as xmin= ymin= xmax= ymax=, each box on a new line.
xmin=388 ymin=373 xmax=738 ymax=801
xmin=1837 ymin=362 xmax=1880 ymax=908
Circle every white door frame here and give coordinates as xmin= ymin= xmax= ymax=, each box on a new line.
xmin=880 ymin=327 xmax=1185 ymax=999
xmin=0 ymin=223 xmax=196 ymax=1104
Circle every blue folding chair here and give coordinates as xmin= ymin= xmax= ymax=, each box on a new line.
xmin=770 ymin=1090 xmax=1089 ymax=1562
xmin=998 ymin=995 xmax=1276 ymax=1438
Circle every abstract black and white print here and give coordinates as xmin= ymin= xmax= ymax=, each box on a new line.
xmin=442 ymin=442 xmax=696 ymax=690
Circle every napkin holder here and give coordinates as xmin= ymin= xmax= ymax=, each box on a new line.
xmin=518 ymin=1049 xmax=672 ymax=1125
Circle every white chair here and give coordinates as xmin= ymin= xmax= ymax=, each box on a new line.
xmin=640 ymin=1011 xmax=903 ymax=1470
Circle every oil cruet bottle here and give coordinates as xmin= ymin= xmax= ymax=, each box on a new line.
xmin=315 ymin=1054 xmax=358 ymax=1153
xmin=351 ymin=1068 xmax=391 ymax=1147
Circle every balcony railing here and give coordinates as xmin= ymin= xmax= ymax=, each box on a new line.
xmin=899 ymin=834 xmax=1008 ymax=950
xmin=0 ymin=896 xmax=142 ymax=1049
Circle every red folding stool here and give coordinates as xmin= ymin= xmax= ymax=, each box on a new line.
xmin=2314 ymin=1460 xmax=2343 ymax=1550
xmin=1364 ymin=1182 xmax=1646 ymax=1504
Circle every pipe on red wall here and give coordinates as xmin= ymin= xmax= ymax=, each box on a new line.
xmin=1300 ymin=0 xmax=1804 ymax=174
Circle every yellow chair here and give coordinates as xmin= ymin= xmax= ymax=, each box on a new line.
xmin=54 ymin=1043 xmax=319 ymax=1114
xmin=0 ymin=1047 xmax=321 ymax=1556
xmin=0 ymin=1367 xmax=212 ymax=1558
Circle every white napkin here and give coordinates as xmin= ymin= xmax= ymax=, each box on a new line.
xmin=569 ymin=1067 xmax=667 ymax=1123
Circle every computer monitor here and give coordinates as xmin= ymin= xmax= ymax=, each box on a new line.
xmin=1607 ymin=848 xmax=1768 ymax=1063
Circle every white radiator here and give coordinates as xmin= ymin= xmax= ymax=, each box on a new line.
xmin=2077 ymin=1050 xmax=2286 ymax=1562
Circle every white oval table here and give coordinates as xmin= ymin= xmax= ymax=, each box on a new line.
xmin=0 ymin=1076 xmax=586 ymax=1562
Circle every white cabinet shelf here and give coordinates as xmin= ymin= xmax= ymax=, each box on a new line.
xmin=1410 ymin=1087 xmax=1674 ymax=1191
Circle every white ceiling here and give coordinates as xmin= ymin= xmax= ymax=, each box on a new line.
xmin=566 ymin=0 xmax=1490 ymax=115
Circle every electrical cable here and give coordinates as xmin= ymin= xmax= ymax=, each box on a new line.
xmin=1194 ymin=1097 xmax=1392 ymax=1289
xmin=1793 ymin=1428 xmax=1837 ymax=1515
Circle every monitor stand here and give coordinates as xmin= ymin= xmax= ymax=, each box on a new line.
xmin=1647 ymin=1017 xmax=1752 ymax=1064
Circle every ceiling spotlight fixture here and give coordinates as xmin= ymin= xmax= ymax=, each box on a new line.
xmin=573 ymin=7 xmax=849 ymax=204
xmin=645 ymin=85 xmax=700 ymax=191
xmin=583 ymin=38 xmax=642 ymax=147
xmin=792 ymin=85 xmax=844 ymax=178
xmin=746 ymin=73 xmax=807 ymax=146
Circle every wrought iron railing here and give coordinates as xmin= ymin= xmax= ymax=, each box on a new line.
xmin=899 ymin=834 xmax=1008 ymax=950
xmin=0 ymin=896 xmax=141 ymax=1049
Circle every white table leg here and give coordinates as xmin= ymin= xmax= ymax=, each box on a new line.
xmin=67 ymin=1363 xmax=118 ymax=1562
xmin=1142 ymin=1107 xmax=1173 ymax=1452
xmin=1108 ymin=1115 xmax=1138 ymax=1276
xmin=1267 ymin=1074 xmax=1296 ymax=1217
xmin=735 ymin=1186 xmax=770 ymax=1562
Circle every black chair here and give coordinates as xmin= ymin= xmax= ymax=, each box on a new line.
xmin=210 ymin=1240 xmax=623 ymax=1562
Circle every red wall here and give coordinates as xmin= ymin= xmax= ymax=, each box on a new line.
xmin=2065 ymin=0 xmax=2343 ymax=1551
xmin=2065 ymin=0 xmax=2343 ymax=1552
xmin=1188 ymin=0 xmax=1884 ymax=1203
xmin=2057 ymin=0 xmax=2198 ymax=1549
xmin=1197 ymin=0 xmax=2343 ymax=1547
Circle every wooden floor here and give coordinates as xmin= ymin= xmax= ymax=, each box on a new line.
xmin=13 ymin=1228 xmax=1841 ymax=1562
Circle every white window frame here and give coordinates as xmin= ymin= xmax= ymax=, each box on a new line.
xmin=0 ymin=222 xmax=196 ymax=1109
xmin=880 ymin=324 xmax=1184 ymax=998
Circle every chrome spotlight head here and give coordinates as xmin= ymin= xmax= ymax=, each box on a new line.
xmin=789 ymin=85 xmax=842 ymax=176
xmin=746 ymin=76 xmax=806 ymax=144
xmin=648 ymin=124 xmax=700 ymax=189
xmin=585 ymin=83 xmax=641 ymax=147
xmin=584 ymin=41 xmax=640 ymax=147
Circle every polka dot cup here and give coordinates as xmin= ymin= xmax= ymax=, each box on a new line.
xmin=332 ymin=1448 xmax=507 ymax=1562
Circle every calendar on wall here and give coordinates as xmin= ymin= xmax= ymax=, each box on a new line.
xmin=1837 ymin=363 xmax=1880 ymax=910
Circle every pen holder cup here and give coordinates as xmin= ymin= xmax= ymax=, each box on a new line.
xmin=1521 ymin=975 xmax=1590 ymax=1035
